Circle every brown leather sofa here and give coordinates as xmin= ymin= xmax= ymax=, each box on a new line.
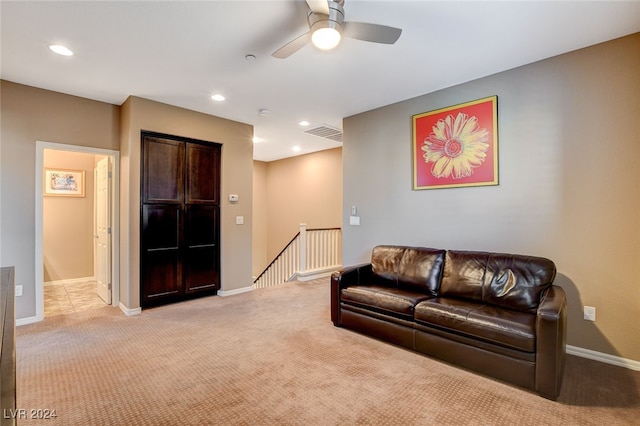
xmin=331 ymin=245 xmax=567 ymax=400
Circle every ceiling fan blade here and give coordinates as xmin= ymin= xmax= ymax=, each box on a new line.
xmin=306 ymin=0 xmax=330 ymax=15
xmin=272 ymin=32 xmax=311 ymax=59
xmin=343 ymin=22 xmax=402 ymax=44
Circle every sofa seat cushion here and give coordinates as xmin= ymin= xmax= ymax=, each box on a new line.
xmin=341 ymin=285 xmax=433 ymax=320
xmin=414 ymin=298 xmax=536 ymax=352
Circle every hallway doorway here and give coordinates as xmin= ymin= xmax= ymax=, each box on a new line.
xmin=35 ymin=141 xmax=120 ymax=321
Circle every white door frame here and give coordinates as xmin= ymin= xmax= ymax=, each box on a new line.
xmin=35 ymin=141 xmax=120 ymax=322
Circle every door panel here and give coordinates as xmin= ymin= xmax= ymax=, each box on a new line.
xmin=184 ymin=205 xmax=219 ymax=293
xmin=143 ymin=137 xmax=184 ymax=204
xmin=142 ymin=250 xmax=181 ymax=300
xmin=142 ymin=205 xmax=180 ymax=249
xmin=185 ymin=205 xmax=218 ymax=246
xmin=141 ymin=205 xmax=182 ymax=302
xmin=186 ymin=143 xmax=220 ymax=204
xmin=95 ymin=157 xmax=111 ymax=304
xmin=184 ymin=247 xmax=218 ymax=293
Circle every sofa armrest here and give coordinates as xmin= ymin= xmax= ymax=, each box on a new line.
xmin=330 ymin=264 xmax=372 ymax=325
xmin=535 ymin=285 xmax=567 ymax=400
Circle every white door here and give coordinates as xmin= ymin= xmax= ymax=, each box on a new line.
xmin=95 ymin=156 xmax=112 ymax=304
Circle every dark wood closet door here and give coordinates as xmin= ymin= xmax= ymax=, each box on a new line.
xmin=141 ymin=133 xmax=221 ymax=308
xmin=141 ymin=205 xmax=182 ymax=302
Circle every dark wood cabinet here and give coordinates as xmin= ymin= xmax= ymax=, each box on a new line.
xmin=141 ymin=133 xmax=221 ymax=308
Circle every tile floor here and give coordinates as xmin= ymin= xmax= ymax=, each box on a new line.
xmin=44 ymin=280 xmax=108 ymax=317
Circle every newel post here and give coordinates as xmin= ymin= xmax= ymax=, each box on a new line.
xmin=299 ymin=223 xmax=307 ymax=273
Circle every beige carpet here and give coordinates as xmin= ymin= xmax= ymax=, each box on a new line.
xmin=16 ymin=278 xmax=640 ymax=425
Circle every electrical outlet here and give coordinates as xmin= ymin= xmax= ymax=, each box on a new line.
xmin=583 ymin=306 xmax=596 ymax=321
xmin=15 ymin=285 xmax=23 ymax=297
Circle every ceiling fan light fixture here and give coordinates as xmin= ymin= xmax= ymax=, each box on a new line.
xmin=312 ymin=27 xmax=341 ymax=50
xmin=308 ymin=1 xmax=344 ymax=51
xmin=272 ymin=0 xmax=401 ymax=59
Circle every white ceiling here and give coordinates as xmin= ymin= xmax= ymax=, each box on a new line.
xmin=2 ymin=1 xmax=639 ymax=162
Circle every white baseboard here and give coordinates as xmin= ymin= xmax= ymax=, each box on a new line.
xmin=567 ymin=344 xmax=640 ymax=371
xmin=218 ymin=285 xmax=254 ymax=297
xmin=294 ymin=265 xmax=342 ymax=282
xmin=16 ymin=315 xmax=40 ymax=326
xmin=119 ymin=303 xmax=141 ymax=316
xmin=45 ymin=276 xmax=95 ymax=286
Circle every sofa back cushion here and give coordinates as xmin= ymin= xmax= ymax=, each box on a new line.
xmin=371 ymin=245 xmax=406 ymax=286
xmin=371 ymin=246 xmax=556 ymax=312
xmin=484 ymin=253 xmax=556 ymax=312
xmin=397 ymin=247 xmax=445 ymax=295
xmin=440 ymin=250 xmax=489 ymax=302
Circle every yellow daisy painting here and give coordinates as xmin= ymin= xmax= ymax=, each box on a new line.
xmin=412 ymin=96 xmax=498 ymax=190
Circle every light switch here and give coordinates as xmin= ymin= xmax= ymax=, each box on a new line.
xmin=236 ymin=216 xmax=244 ymax=225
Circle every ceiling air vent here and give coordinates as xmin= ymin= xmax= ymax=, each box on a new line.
xmin=304 ymin=124 xmax=343 ymax=143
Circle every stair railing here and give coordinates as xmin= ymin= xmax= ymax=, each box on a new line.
xmin=253 ymin=224 xmax=342 ymax=289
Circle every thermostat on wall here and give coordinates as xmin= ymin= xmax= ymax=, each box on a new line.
xmin=229 ymin=194 xmax=239 ymax=203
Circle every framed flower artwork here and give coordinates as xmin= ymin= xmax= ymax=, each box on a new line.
xmin=412 ymin=96 xmax=498 ymax=190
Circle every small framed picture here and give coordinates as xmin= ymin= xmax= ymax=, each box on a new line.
xmin=44 ymin=168 xmax=85 ymax=197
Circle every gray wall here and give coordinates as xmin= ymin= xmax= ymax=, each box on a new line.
xmin=342 ymin=33 xmax=640 ymax=361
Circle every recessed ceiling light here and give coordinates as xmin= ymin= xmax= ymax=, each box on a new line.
xmin=259 ymin=109 xmax=271 ymax=117
xmin=49 ymin=44 xmax=73 ymax=56
xmin=211 ymin=94 xmax=225 ymax=102
xmin=292 ymin=146 xmax=301 ymax=152
xmin=299 ymin=121 xmax=310 ymax=126
xmin=252 ymin=137 xmax=262 ymax=143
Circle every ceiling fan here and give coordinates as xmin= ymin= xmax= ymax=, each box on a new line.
xmin=272 ymin=0 xmax=402 ymax=59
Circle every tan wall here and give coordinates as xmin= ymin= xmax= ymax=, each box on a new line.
xmin=0 ymin=80 xmax=120 ymax=319
xmin=342 ymin=33 xmax=640 ymax=361
xmin=261 ymin=148 xmax=343 ymax=268
xmin=0 ymin=81 xmax=253 ymax=318
xmin=42 ymin=150 xmax=97 ymax=281
xmin=120 ymin=96 xmax=253 ymax=309
xmin=252 ymin=161 xmax=268 ymax=276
